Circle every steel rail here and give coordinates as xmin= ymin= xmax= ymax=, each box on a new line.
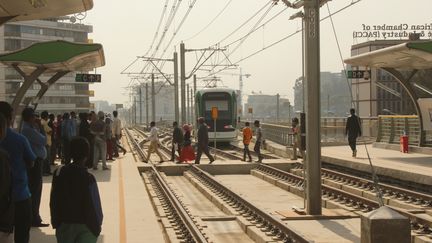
xmin=320 ymin=167 xmax=432 ymax=207
xmin=256 ymin=163 xmax=432 ymax=234
xmin=126 ymin=128 xmax=209 ymax=243
xmin=293 ymin=163 xmax=432 ymax=207
xmin=189 ymin=165 xmax=309 ymax=243
xmin=256 ymin=164 xmax=380 ymax=211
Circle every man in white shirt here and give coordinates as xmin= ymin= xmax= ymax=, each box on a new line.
xmin=145 ymin=121 xmax=164 ymax=163
xmin=112 ymin=111 xmax=126 ymax=157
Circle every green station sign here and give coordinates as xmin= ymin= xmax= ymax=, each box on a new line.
xmin=75 ymin=73 xmax=102 ymax=83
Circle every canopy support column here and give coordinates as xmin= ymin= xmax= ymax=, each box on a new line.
xmin=11 ymin=65 xmax=46 ymax=118
xmin=32 ymin=71 xmax=70 ymax=110
xmin=382 ymin=68 xmax=423 ymax=146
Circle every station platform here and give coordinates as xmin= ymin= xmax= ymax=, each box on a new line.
xmin=264 ymin=139 xmax=432 ymax=187
xmin=30 ymin=145 xmax=165 ymax=243
xmin=28 ymin=136 xmax=432 ymax=243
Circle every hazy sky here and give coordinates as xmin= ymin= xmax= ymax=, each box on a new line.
xmin=85 ymin=0 xmax=431 ymax=107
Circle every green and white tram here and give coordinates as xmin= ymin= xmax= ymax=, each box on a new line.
xmin=195 ymin=88 xmax=237 ymax=142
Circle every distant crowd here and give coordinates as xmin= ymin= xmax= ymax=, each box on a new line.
xmin=0 ymin=101 xmax=126 ymax=243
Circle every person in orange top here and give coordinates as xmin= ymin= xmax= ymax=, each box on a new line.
xmin=242 ymin=122 xmax=253 ymax=162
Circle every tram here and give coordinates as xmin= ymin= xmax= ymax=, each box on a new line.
xmin=195 ymin=88 xmax=237 ymax=142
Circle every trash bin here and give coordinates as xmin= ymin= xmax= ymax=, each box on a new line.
xmin=400 ymin=135 xmax=408 ymax=153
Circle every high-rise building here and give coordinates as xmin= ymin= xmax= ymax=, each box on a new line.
xmin=244 ymin=93 xmax=291 ymax=121
xmin=293 ymin=71 xmax=352 ymax=117
xmin=0 ymin=17 xmax=94 ymax=115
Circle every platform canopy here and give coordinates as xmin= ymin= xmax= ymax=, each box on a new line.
xmin=0 ymin=0 xmax=93 ymax=24
xmin=344 ymin=41 xmax=432 ymax=70
xmin=0 ymin=40 xmax=105 ymax=74
xmin=0 ymin=40 xmax=105 ymax=119
xmin=344 ymin=41 xmax=432 ymax=146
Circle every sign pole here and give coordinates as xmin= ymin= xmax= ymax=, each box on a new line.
xmin=211 ymin=107 xmax=218 ymax=158
xmin=214 ymin=118 xmax=217 ymax=158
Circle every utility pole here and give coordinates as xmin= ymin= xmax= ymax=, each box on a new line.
xmin=187 ymin=84 xmax=190 ymax=124
xmin=133 ymin=96 xmax=136 ymax=125
xmin=239 ymin=68 xmax=244 ymax=117
xmin=174 ymin=52 xmax=180 ymax=122
xmin=288 ymin=100 xmax=291 ymax=121
xmin=193 ymin=74 xmax=197 ymax=126
xmin=190 ymin=89 xmax=194 ymax=124
xmin=304 ymin=0 xmax=322 ymax=215
xmin=151 ymin=74 xmax=156 ymax=122
xmin=276 ymin=93 xmax=280 ymax=122
xmin=145 ymin=83 xmax=149 ymax=128
xmin=180 ymin=42 xmax=186 ymax=124
xmin=139 ymin=85 xmax=142 ymax=124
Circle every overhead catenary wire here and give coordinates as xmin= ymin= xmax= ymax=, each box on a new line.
xmin=326 ymin=1 xmax=384 ymax=207
xmin=325 ymin=2 xmax=355 ymax=108
xmin=184 ymin=0 xmax=234 ymax=41
xmin=208 ymin=1 xmax=275 ymax=74
xmin=204 ymin=0 xmax=363 ymax=78
xmin=140 ymin=0 xmax=183 ymax=74
xmin=121 ymin=0 xmax=170 ymax=75
xmin=216 ymin=0 xmax=273 ymax=46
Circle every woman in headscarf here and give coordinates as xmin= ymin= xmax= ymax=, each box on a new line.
xmin=179 ymin=124 xmax=195 ymax=163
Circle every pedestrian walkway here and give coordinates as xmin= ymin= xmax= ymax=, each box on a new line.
xmin=261 ymin=138 xmax=432 ymax=186
xmin=30 ymin=142 xmax=165 ymax=243
xmin=322 ymin=143 xmax=432 ymax=186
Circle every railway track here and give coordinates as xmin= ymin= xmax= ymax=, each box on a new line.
xmin=130 ymin=126 xmax=432 ymax=241
xmin=126 ymin=128 xmax=208 ymax=242
xmin=128 ymin=127 xmax=312 ymax=242
xmin=254 ymin=164 xmax=432 ymax=237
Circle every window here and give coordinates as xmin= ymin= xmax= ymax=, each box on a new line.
xmin=21 ymin=26 xmax=41 ymax=35
xmin=5 ymin=39 xmax=21 ymax=51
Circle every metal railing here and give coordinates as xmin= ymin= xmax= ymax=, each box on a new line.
xmin=376 ymin=115 xmax=421 ymax=146
xmin=259 ymin=117 xmax=378 ymax=146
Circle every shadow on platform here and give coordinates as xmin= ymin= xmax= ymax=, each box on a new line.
xmin=381 ymin=156 xmax=432 ymax=167
xmin=30 ymin=228 xmax=56 ymax=243
xmin=30 ymin=229 xmax=106 ymax=243
xmin=318 ymin=220 xmax=359 ymax=242
xmin=42 ymin=163 xmax=113 ymax=184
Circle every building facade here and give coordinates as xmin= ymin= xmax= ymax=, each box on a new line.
xmin=244 ymin=93 xmax=292 ymax=121
xmin=350 ymin=40 xmax=416 ymax=117
xmin=293 ymin=71 xmax=352 ymax=117
xmin=0 ymin=18 xmax=94 ymax=115
xmin=132 ymin=81 xmax=176 ymax=123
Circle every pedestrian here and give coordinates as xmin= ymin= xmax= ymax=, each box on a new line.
xmin=112 ymin=111 xmax=126 ymax=157
xmin=70 ymin=111 xmax=79 ymax=136
xmin=50 ymin=136 xmax=103 ymax=243
xmin=105 ymin=117 xmax=114 ymax=161
xmin=61 ymin=112 xmax=76 ymax=164
xmin=55 ymin=114 xmax=63 ymax=163
xmin=0 ymin=102 xmax=37 ymax=243
xmin=0 ymin=113 xmax=13 ymax=243
xmin=145 ymin=121 xmax=164 ymax=163
xmin=79 ymin=113 xmax=93 ymax=168
xmin=170 ymin=121 xmax=183 ymax=162
xmin=20 ymin=108 xmax=50 ymax=228
xmin=40 ymin=111 xmax=52 ymax=176
xmin=242 ymin=122 xmax=253 ymax=162
xmin=345 ymin=108 xmax=362 ymax=157
xmin=180 ymin=124 xmax=195 ymax=163
xmin=48 ymin=114 xmax=57 ymax=165
xmin=195 ymin=117 xmax=215 ymax=164
xmin=253 ymin=120 xmax=264 ymax=163
xmin=291 ymin=117 xmax=304 ymax=160
xmin=90 ymin=111 xmax=109 ymax=170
